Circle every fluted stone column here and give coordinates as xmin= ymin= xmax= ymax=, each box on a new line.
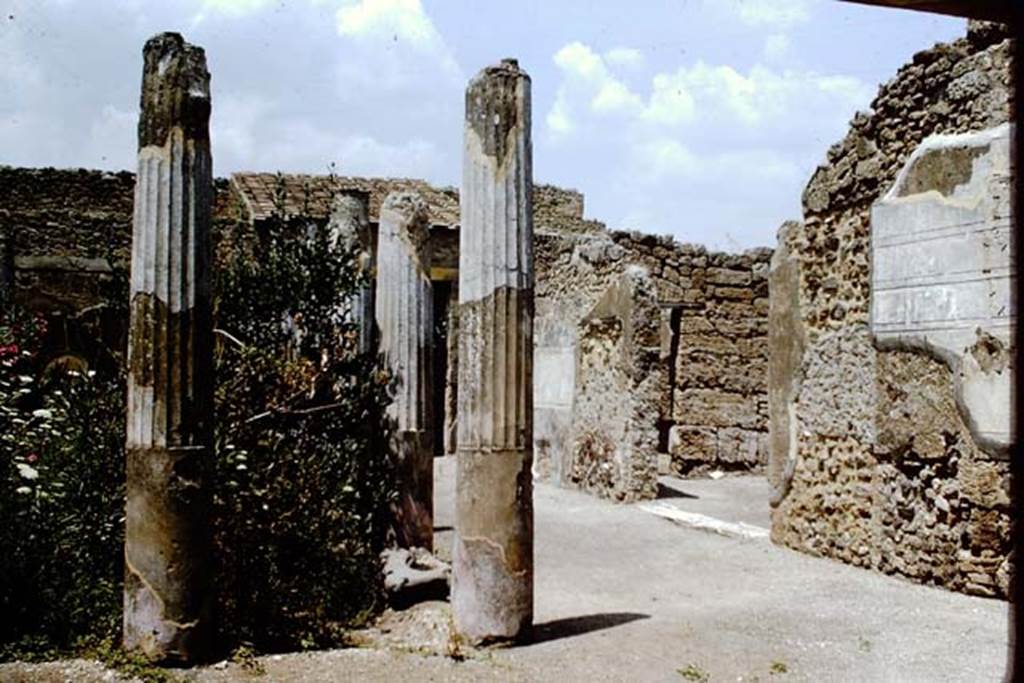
xmin=328 ymin=190 xmax=374 ymax=353
xmin=376 ymin=192 xmax=434 ymax=550
xmin=453 ymin=59 xmax=534 ymax=643
xmin=124 ymin=32 xmax=214 ymax=663
xmin=444 ymin=281 xmax=459 ymax=456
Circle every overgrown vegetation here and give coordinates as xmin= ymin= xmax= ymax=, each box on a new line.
xmin=0 ymin=259 xmax=129 ymax=662
xmin=0 ymin=175 xmax=395 ymax=661
xmin=211 ymin=179 xmax=395 ymax=651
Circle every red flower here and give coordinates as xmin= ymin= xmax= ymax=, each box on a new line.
xmin=26 ymin=453 xmax=38 ymax=464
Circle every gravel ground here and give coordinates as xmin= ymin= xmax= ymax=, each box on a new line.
xmin=1 ymin=460 xmax=1009 ymax=682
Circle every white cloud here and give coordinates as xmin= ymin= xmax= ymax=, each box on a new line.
xmin=253 ymin=120 xmax=443 ymax=179
xmin=644 ymin=72 xmax=697 ymax=126
xmin=673 ymin=62 xmax=761 ymax=125
xmin=548 ymin=40 xmax=868 ymax=138
xmin=635 ymin=139 xmax=699 ymax=179
xmin=592 ymin=80 xmax=642 ymax=115
xmin=553 ymin=42 xmax=604 ymax=81
xmin=633 ymin=141 xmax=799 ymax=186
xmin=334 ymin=0 xmax=462 ymax=82
xmin=210 ymin=92 xmax=275 ymax=169
xmin=200 ymin=0 xmax=274 ymax=15
xmin=604 ymin=47 xmax=644 ymax=69
xmin=644 ymin=61 xmax=869 ymax=129
xmin=734 ymin=0 xmax=816 ymax=28
xmin=337 ymin=0 xmax=438 ymax=48
xmin=550 ymin=42 xmax=642 ymax=123
xmin=546 ymin=92 xmax=574 ymax=136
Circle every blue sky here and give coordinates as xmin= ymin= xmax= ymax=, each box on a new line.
xmin=1 ymin=0 xmax=965 ymax=248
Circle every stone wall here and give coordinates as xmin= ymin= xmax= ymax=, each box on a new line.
xmin=769 ymin=21 xmax=1014 ymax=598
xmin=533 ymin=221 xmax=772 ymax=496
xmin=569 ymin=266 xmax=664 ymax=501
xmin=0 ymin=166 xmax=237 ymax=311
xmin=0 ymin=166 xmax=134 ymax=311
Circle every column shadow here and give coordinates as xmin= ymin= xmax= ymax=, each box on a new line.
xmin=524 ymin=612 xmax=650 ymax=646
xmin=657 ymin=481 xmax=699 ymax=500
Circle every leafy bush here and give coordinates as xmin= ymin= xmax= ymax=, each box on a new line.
xmin=211 ymin=183 xmax=395 ymax=651
xmin=0 ymin=177 xmax=395 ymax=658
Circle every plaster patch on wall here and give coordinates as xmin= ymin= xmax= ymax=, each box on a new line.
xmin=871 ymin=124 xmax=1013 ymax=453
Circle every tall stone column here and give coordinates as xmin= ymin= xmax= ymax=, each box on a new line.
xmin=327 ymin=190 xmax=374 ymax=353
xmin=124 ymin=32 xmax=214 ymax=663
xmin=444 ymin=281 xmax=459 ymax=456
xmin=453 ymin=59 xmax=534 ymax=643
xmin=376 ymin=192 xmax=434 ymax=550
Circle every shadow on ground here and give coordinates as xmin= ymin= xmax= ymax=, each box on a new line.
xmin=526 ymin=612 xmax=650 ymax=646
xmin=656 ymin=482 xmax=698 ymax=500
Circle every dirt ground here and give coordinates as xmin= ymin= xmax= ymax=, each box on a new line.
xmin=0 ymin=459 xmax=1009 ymax=682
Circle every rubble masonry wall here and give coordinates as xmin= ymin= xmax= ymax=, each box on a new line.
xmin=770 ymin=21 xmax=1014 ymax=598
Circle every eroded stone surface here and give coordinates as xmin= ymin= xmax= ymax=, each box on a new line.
xmin=328 ymin=190 xmax=374 ymax=353
xmin=767 ymin=221 xmax=803 ymax=504
xmin=772 ymin=25 xmax=1013 ymax=599
xmin=453 ymin=59 xmax=534 ymax=644
xmin=569 ymin=266 xmax=663 ymax=501
xmin=124 ymin=31 xmax=214 ymax=662
xmin=377 ymin=191 xmax=434 ymax=550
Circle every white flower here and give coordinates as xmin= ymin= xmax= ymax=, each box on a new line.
xmin=17 ymin=375 xmax=33 ymax=384
xmin=32 ymin=409 xmax=54 ymax=420
xmin=17 ymin=463 xmax=39 ymax=480
xmin=15 ymin=486 xmax=32 ymax=495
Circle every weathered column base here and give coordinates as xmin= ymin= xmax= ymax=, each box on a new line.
xmin=391 ymin=431 xmax=434 ymax=551
xmin=452 ymin=449 xmax=533 ymax=643
xmin=124 ymin=445 xmax=212 ymax=662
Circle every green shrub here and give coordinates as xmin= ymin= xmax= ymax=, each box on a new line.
xmin=211 ymin=182 xmax=395 ymax=651
xmin=0 ymin=176 xmax=396 ymax=658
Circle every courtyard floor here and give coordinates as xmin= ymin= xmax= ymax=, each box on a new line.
xmin=0 ymin=458 xmax=1008 ymax=682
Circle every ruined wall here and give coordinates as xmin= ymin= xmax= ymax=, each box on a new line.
xmin=0 ymin=166 xmax=134 ymax=310
xmin=770 ymin=21 xmax=1014 ymax=598
xmin=0 ymin=166 xmax=237 ymax=311
xmin=533 ymin=220 xmax=772 ymax=494
xmin=570 ymin=266 xmax=664 ymax=501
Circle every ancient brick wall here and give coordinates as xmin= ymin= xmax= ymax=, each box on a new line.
xmin=0 ymin=166 xmax=238 ymax=311
xmin=770 ymin=21 xmax=1014 ymax=598
xmin=0 ymin=167 xmax=134 ymax=311
xmin=534 ymin=221 xmax=772 ymax=495
xmin=569 ymin=266 xmax=664 ymax=502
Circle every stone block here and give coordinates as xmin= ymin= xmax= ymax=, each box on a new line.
xmin=706 ymin=267 xmax=752 ymax=287
xmin=717 ymin=428 xmax=761 ymax=465
xmin=668 ymin=425 xmax=717 ymax=462
xmin=712 ymin=285 xmax=755 ymax=301
xmin=959 ymin=459 xmax=1010 ymax=508
xmin=673 ymin=389 xmax=760 ymax=428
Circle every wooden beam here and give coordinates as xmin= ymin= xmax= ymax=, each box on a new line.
xmin=838 ymin=0 xmax=1014 ymax=22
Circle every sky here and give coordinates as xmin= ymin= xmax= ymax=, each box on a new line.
xmin=1 ymin=0 xmax=965 ymax=249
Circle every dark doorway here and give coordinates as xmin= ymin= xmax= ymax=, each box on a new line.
xmin=432 ymin=279 xmax=453 ymax=456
